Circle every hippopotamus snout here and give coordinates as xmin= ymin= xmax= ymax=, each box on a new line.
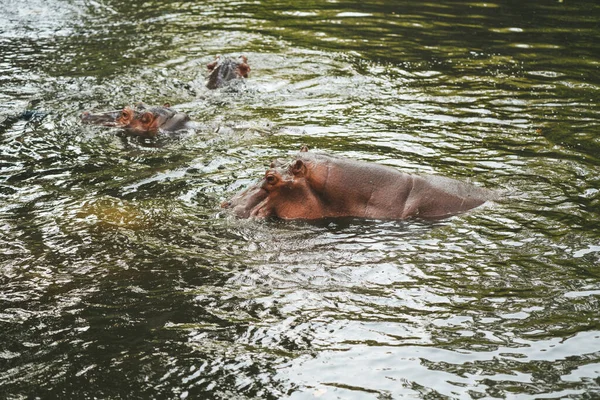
xmin=81 ymin=110 xmax=121 ymax=126
xmin=221 ymin=184 xmax=269 ymax=218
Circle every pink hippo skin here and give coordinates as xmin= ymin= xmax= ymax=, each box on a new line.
xmin=222 ymin=151 xmax=495 ymax=220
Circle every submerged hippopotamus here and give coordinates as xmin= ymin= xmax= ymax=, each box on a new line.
xmin=223 ymin=150 xmax=495 ymax=220
xmin=206 ymin=55 xmax=250 ymax=89
xmin=81 ymin=103 xmax=194 ymax=137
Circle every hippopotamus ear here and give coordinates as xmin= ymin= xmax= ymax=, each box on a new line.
xmin=207 ymin=55 xmax=221 ymax=71
xmin=291 ymin=160 xmax=306 ymax=176
xmin=237 ymin=63 xmax=250 ymax=78
xmin=207 ymin=61 xmax=217 ymax=71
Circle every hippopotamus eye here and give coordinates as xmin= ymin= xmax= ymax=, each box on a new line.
xmin=119 ymin=109 xmax=132 ymax=122
xmin=266 ymin=174 xmax=277 ymax=184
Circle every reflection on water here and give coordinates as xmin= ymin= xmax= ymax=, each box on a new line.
xmin=1 ymin=0 xmax=600 ymax=398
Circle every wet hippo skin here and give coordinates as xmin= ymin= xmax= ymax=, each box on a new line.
xmin=223 ymin=151 xmax=495 ymax=220
xmin=206 ymin=55 xmax=250 ymax=89
xmin=81 ymin=103 xmax=194 ymax=137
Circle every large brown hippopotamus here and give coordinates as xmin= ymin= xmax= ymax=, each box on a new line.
xmin=81 ymin=103 xmax=195 ymax=137
xmin=206 ymin=55 xmax=250 ymax=89
xmin=222 ymin=150 xmax=496 ymax=221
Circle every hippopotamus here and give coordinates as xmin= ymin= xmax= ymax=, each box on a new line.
xmin=222 ymin=150 xmax=495 ymax=220
xmin=206 ymin=55 xmax=250 ymax=89
xmin=81 ymin=103 xmax=194 ymax=137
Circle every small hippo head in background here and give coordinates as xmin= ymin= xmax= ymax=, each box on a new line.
xmin=206 ymin=55 xmax=250 ymax=89
xmin=222 ymin=149 xmax=496 ymax=221
xmin=81 ymin=103 xmax=193 ymax=137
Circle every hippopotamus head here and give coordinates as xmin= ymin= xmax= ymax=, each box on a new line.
xmin=223 ymin=150 xmax=495 ymax=221
xmin=222 ymin=153 xmax=333 ymax=220
xmin=206 ymin=55 xmax=250 ymax=89
xmin=81 ymin=103 xmax=191 ymax=137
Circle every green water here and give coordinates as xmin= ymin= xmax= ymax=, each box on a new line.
xmin=1 ymin=0 xmax=599 ymax=398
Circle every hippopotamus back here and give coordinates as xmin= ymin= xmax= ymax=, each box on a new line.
xmin=223 ymin=151 xmax=495 ymax=221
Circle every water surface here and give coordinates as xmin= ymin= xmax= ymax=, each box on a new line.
xmin=1 ymin=0 xmax=600 ymax=398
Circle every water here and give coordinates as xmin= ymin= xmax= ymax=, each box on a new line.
xmin=1 ymin=0 xmax=599 ymax=398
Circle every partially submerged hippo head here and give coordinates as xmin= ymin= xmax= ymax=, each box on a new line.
xmin=81 ymin=103 xmax=192 ymax=137
xmin=223 ymin=150 xmax=495 ymax=221
xmin=206 ymin=55 xmax=250 ymax=89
